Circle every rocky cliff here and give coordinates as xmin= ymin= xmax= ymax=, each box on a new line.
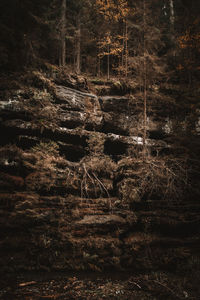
xmin=0 ymin=71 xmax=200 ymax=277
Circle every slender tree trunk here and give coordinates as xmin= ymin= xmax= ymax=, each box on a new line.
xmin=169 ymin=0 xmax=176 ymax=58
xmin=188 ymin=47 xmax=192 ymax=87
xmin=122 ymin=22 xmax=125 ymax=75
xmin=98 ymin=40 xmax=101 ymax=77
xmin=107 ymin=44 xmax=110 ymax=80
xmin=125 ymin=19 xmax=128 ymax=77
xmin=169 ymin=0 xmax=175 ymax=31
xmin=143 ymin=0 xmax=147 ymax=155
xmin=60 ymin=0 xmax=66 ymax=67
xmin=76 ymin=14 xmax=81 ymax=74
xmin=98 ymin=56 xmax=101 ymax=77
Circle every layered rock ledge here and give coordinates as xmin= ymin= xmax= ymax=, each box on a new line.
xmin=0 ymin=73 xmax=199 ymax=274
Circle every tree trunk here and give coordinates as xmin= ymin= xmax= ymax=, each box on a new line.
xmin=98 ymin=40 xmax=101 ymax=77
xmin=60 ymin=0 xmax=66 ymax=67
xmin=125 ymin=19 xmax=128 ymax=77
xmin=76 ymin=14 xmax=81 ymax=74
xmin=107 ymin=44 xmax=110 ymax=80
xmin=169 ymin=0 xmax=175 ymax=30
xmin=169 ymin=0 xmax=176 ymax=58
xmin=143 ymin=0 xmax=147 ymax=156
xmin=98 ymin=56 xmax=101 ymax=77
xmin=121 ymin=22 xmax=125 ymax=76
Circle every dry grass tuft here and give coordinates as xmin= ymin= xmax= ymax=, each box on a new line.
xmin=78 ymin=155 xmax=116 ymax=198
xmin=118 ymin=156 xmax=188 ymax=201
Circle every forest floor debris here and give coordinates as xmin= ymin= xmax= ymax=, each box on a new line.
xmin=0 ymin=271 xmax=199 ymax=300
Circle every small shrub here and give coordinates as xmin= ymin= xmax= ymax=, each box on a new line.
xmin=118 ymin=157 xmax=188 ymax=201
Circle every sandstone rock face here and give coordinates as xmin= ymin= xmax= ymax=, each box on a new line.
xmin=0 ymin=73 xmax=199 ymax=273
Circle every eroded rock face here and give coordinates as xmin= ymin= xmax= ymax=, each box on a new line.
xmin=0 ymin=73 xmax=199 ymax=273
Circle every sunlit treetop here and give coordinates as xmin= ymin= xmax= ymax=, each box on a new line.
xmin=95 ymin=0 xmax=130 ymax=21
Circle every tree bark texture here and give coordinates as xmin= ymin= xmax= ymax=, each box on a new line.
xmin=76 ymin=14 xmax=81 ymax=74
xmin=60 ymin=0 xmax=66 ymax=67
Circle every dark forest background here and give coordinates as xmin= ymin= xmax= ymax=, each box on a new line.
xmin=0 ymin=0 xmax=199 ymax=86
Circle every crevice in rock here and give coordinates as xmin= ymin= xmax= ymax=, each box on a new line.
xmin=59 ymin=120 xmax=84 ymax=129
xmin=102 ymin=124 xmax=129 ymax=136
xmin=149 ymin=130 xmax=166 ymax=140
xmin=16 ymin=136 xmax=39 ymax=150
xmin=0 ymin=111 xmax=31 ymax=122
xmin=0 ymin=124 xmax=88 ymax=147
xmin=104 ymin=140 xmax=127 ymax=158
xmin=59 ymin=144 xmax=87 ymax=162
xmin=0 ymin=125 xmax=17 ymax=146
